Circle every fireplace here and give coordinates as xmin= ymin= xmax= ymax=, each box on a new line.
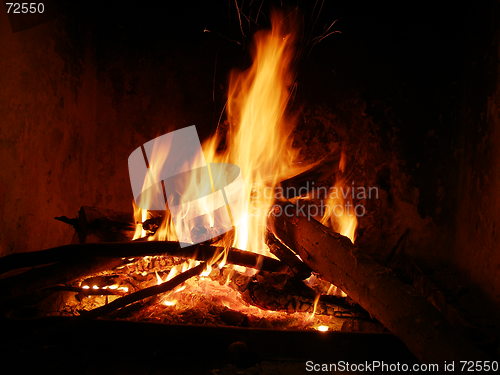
xmin=0 ymin=0 xmax=498 ymax=372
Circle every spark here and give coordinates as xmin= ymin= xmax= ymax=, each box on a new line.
xmin=234 ymin=0 xmax=245 ymax=37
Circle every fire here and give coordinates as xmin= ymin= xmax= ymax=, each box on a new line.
xmin=201 ymin=12 xmax=308 ymax=254
xmin=133 ymin=12 xmax=309 ymax=257
xmin=126 ymin=12 xmax=356 ymax=324
xmin=132 ymin=201 xmax=148 ymax=240
xmin=320 ymin=152 xmax=358 ymax=243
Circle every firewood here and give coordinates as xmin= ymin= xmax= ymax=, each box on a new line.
xmin=0 ymin=242 xmax=288 ymax=307
xmin=118 ymin=254 xmax=183 ymax=275
xmin=278 ymin=153 xmax=341 ymax=198
xmin=0 ymin=257 xmax=125 ymax=303
xmin=0 ymin=241 xmax=286 ymax=275
xmin=49 ymin=285 xmax=127 ymax=296
xmin=56 ymin=206 xmax=136 ymax=243
xmin=82 ymin=263 xmax=206 ymax=317
xmin=268 ymin=204 xmax=487 ymax=362
xmin=265 ymin=231 xmax=311 ymax=279
xmin=227 ymin=269 xmax=366 ymax=317
xmin=242 ymin=279 xmax=368 ymax=317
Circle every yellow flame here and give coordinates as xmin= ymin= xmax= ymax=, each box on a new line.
xmin=132 ymin=202 xmax=148 ymax=240
xmin=134 ymin=12 xmax=311 ymax=257
xmin=309 ymin=293 xmax=320 ymax=320
xmin=153 ymin=210 xmax=178 ymax=242
xmin=174 ymin=285 xmax=186 ymax=293
xmin=202 ymin=12 xmax=309 ymax=255
xmin=320 ymin=152 xmax=357 ymax=243
xmin=128 ymin=13 xmax=351 ymax=319
xmin=155 ymin=271 xmax=163 ymax=285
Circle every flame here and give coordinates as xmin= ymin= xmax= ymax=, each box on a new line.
xmin=132 ymin=202 xmax=148 ymax=240
xmin=153 ymin=209 xmax=178 ymax=242
xmin=132 ymin=136 xmax=178 ymax=241
xmin=135 ymin=12 xmax=309 ymax=257
xmin=155 ymin=271 xmax=163 ymax=285
xmin=320 ymin=152 xmax=358 ymax=243
xmin=127 ymin=12 xmax=353 ymax=323
xmin=134 ymin=13 xmax=356 ymax=249
xmin=201 ymin=12 xmax=308 ymax=254
xmin=309 ymin=293 xmax=320 ymax=320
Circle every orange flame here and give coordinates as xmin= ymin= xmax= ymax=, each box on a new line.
xmin=132 ymin=201 xmax=148 ymax=240
xmin=137 ymin=12 xmax=309 ymax=255
xmin=134 ymin=11 xmax=356 ymax=250
xmin=320 ymin=151 xmax=357 ymax=243
xmin=202 ymin=12 xmax=308 ymax=255
xmin=126 ymin=12 xmax=355 ymax=323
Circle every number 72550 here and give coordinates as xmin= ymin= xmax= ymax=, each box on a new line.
xmin=6 ymin=2 xmax=45 ymax=14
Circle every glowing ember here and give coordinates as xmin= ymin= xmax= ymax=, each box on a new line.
xmin=316 ymin=325 xmax=329 ymax=332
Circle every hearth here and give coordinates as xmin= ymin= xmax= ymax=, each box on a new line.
xmin=1 ymin=0 xmax=498 ymax=372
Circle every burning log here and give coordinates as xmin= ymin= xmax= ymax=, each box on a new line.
xmin=82 ymin=263 xmax=206 ymax=317
xmin=55 ymin=206 xmax=233 ymax=244
xmin=50 ymin=285 xmax=127 ymax=296
xmin=0 ymin=241 xmax=285 ymax=275
xmin=241 ymin=278 xmax=368 ymax=318
xmin=0 ymin=257 xmax=125 ymax=304
xmin=0 ymin=242 xmax=286 ymax=306
xmin=265 ymin=232 xmax=311 ymax=279
xmin=227 ymin=268 xmax=367 ymax=318
xmin=268 ymin=205 xmax=486 ymax=362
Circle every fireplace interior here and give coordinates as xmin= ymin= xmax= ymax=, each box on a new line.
xmin=0 ymin=0 xmax=498 ymax=373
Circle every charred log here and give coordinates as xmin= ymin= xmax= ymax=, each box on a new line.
xmin=0 ymin=257 xmax=125 ymax=304
xmin=242 ymin=279 xmax=368 ymax=318
xmin=0 ymin=242 xmax=287 ymax=307
xmin=50 ymin=285 xmax=127 ymax=296
xmin=268 ymin=204 xmax=486 ymax=362
xmin=56 ymin=206 xmax=136 ymax=243
xmin=56 ymin=206 xmax=233 ymax=244
xmin=82 ymin=262 xmax=206 ymax=317
xmin=0 ymin=241 xmax=286 ymax=275
xmin=231 ymin=270 xmax=368 ymax=318
xmin=265 ymin=231 xmax=311 ymax=279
